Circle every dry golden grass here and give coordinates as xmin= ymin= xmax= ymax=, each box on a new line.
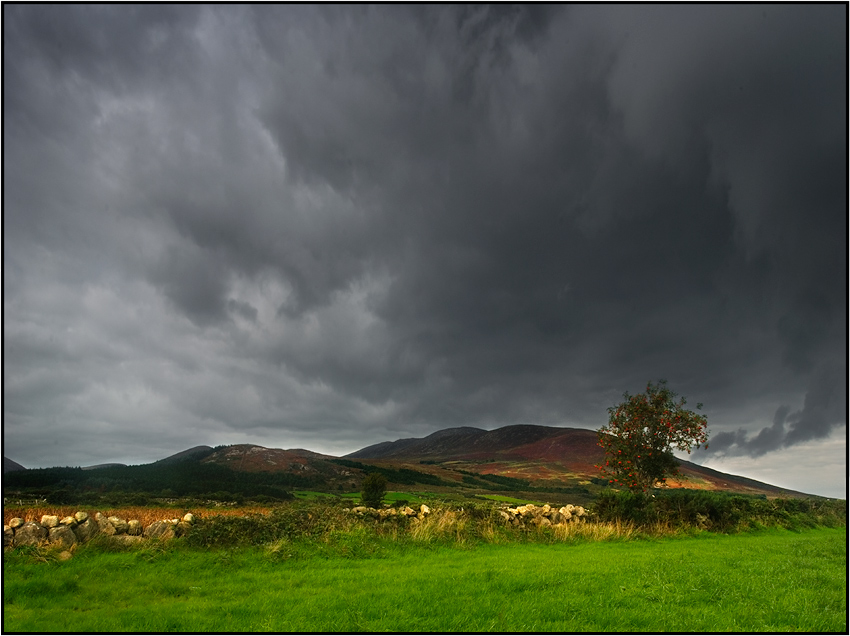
xmin=552 ymin=518 xmax=634 ymax=541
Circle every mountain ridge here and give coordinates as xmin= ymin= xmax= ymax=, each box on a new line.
xmin=4 ymin=425 xmax=820 ymax=499
xmin=4 ymin=457 xmax=26 ymax=473
xmin=344 ymin=424 xmax=812 ymax=498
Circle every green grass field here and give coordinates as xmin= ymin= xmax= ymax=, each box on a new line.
xmin=4 ymin=527 xmax=845 ymax=632
xmin=291 ymin=490 xmax=428 ymax=504
xmin=474 ymin=493 xmax=546 ymax=505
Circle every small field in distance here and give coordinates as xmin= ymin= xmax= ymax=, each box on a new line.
xmin=3 ymin=527 xmax=845 ymax=632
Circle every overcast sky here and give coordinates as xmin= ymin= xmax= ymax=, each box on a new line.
xmin=3 ymin=5 xmax=846 ymax=498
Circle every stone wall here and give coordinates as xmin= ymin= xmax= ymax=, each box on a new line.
xmin=346 ymin=502 xmax=587 ymax=527
xmin=499 ymin=503 xmax=587 ymax=527
xmin=3 ymin=511 xmax=196 ymax=551
xmin=5 ymin=502 xmax=588 ymax=553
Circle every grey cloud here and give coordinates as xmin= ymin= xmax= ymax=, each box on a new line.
xmin=148 ymin=242 xmax=231 ymax=327
xmin=3 ymin=5 xmax=845 ymax=494
xmin=784 ymin=361 xmax=846 ymax=446
xmin=704 ymin=358 xmax=846 ymax=457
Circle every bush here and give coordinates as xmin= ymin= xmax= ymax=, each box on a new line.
xmin=361 ymin=473 xmax=387 ymax=508
xmin=594 ymin=490 xmax=653 ymax=525
xmin=183 ymin=502 xmax=359 ymax=548
xmin=592 ymin=489 xmax=846 ymax=532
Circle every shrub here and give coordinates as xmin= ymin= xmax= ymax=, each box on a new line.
xmin=361 ymin=473 xmax=387 ymax=508
xmin=592 ymin=489 xmax=846 ymax=532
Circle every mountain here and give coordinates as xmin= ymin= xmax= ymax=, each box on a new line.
xmin=201 ymin=444 xmax=338 ymax=472
xmin=3 ymin=428 xmax=815 ymax=500
xmin=347 ymin=426 xmax=487 ymax=460
xmin=81 ymin=463 xmax=128 ymax=470
xmin=348 ymin=424 xmax=811 ymax=498
xmin=349 ymin=425 xmax=603 ymax=471
xmin=154 ymin=445 xmax=215 ymax=465
xmin=4 ymin=457 xmax=26 ymax=473
xmin=199 ymin=444 xmax=361 ymax=490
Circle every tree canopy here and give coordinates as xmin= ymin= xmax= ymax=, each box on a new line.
xmin=596 ymin=380 xmax=709 ymax=491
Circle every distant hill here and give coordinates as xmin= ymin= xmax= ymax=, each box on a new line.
xmin=4 ymin=457 xmax=26 ymax=473
xmin=348 ymin=425 xmax=602 ymax=471
xmin=3 ymin=427 xmax=817 ymax=501
xmin=154 ymin=445 xmax=215 ymax=465
xmin=347 ymin=426 xmax=487 ymax=460
xmin=199 ymin=444 xmax=360 ymax=490
xmin=200 ymin=444 xmax=338 ymax=472
xmin=81 ymin=463 xmax=127 ymax=470
xmin=348 ymin=424 xmax=812 ymax=498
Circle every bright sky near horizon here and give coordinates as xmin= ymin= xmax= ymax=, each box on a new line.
xmin=3 ymin=5 xmax=846 ymax=499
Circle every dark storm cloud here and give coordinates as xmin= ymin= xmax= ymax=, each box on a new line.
xmin=708 ymin=359 xmax=846 ymax=457
xmin=3 ymin=4 xmax=845 ymax=489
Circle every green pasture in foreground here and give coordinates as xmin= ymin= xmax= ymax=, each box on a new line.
xmin=4 ymin=527 xmax=846 ymax=632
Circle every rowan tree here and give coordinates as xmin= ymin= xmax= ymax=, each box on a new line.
xmin=596 ymin=380 xmax=709 ymax=492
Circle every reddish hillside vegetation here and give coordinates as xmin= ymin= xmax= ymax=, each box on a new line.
xmin=192 ymin=425 xmax=812 ymax=498
xmin=347 ymin=424 xmax=812 ymax=497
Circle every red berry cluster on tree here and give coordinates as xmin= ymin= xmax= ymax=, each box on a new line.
xmin=595 ymin=380 xmax=709 ymax=492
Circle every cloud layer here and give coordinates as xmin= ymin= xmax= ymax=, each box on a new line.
xmin=3 ymin=6 xmax=846 ymax=494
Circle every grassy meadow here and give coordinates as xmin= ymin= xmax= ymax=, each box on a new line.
xmin=4 ymin=526 xmax=846 ymax=632
xmin=4 ymin=492 xmax=847 ymax=632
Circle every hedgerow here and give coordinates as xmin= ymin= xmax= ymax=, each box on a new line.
xmin=593 ymin=489 xmax=845 ymax=531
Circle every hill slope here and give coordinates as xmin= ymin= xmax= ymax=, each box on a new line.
xmin=154 ymin=445 xmax=215 ymax=465
xmin=348 ymin=424 xmax=812 ymax=498
xmin=4 ymin=457 xmax=26 ymax=473
xmin=3 ymin=429 xmax=816 ymax=501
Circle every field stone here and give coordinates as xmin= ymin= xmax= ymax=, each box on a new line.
xmin=41 ymin=515 xmax=60 ymax=528
xmin=58 ymin=550 xmax=73 ymax=561
xmin=182 ymin=513 xmax=195 ymax=524
xmin=15 ymin=521 xmax=48 ymax=546
xmin=9 ymin=518 xmax=25 ymax=530
xmin=49 ymin=525 xmax=78 ymax=548
xmin=4 ymin=526 xmax=13 ymax=548
xmin=73 ymin=518 xmax=98 ymax=543
xmin=60 ymin=516 xmax=77 ymax=527
xmin=108 ymin=517 xmax=129 ymax=535
xmin=95 ymin=513 xmax=114 ymax=535
xmin=144 ymin=520 xmax=176 ymax=540
xmin=74 ymin=511 xmax=89 ymax=523
xmin=127 ymin=520 xmax=143 ymax=536
xmin=175 ymin=521 xmax=193 ymax=536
